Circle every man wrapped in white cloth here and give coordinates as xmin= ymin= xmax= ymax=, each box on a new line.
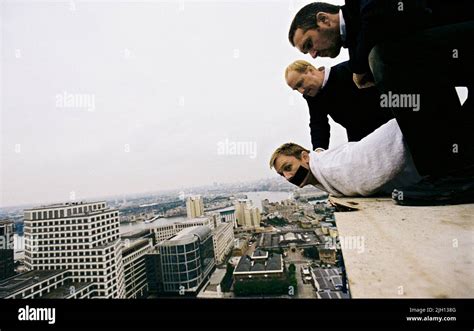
xmin=269 ymin=119 xmax=421 ymax=197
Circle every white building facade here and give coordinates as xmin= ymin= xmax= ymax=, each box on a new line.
xmin=212 ymin=222 xmax=234 ymax=265
xmin=23 ymin=201 xmax=126 ymax=298
xmin=186 ymin=196 xmax=204 ymax=219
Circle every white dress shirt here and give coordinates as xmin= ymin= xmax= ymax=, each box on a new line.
xmin=339 ymin=9 xmax=347 ymax=45
xmin=321 ymin=66 xmax=331 ymax=89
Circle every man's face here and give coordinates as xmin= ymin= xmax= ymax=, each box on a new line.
xmin=292 ymin=20 xmax=342 ymax=59
xmin=286 ymin=67 xmax=322 ymax=97
xmin=273 ymin=152 xmax=310 ymax=187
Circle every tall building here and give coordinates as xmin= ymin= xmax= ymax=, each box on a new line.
xmin=0 ymin=220 xmax=15 ymax=280
xmin=23 ymin=201 xmax=126 ymax=298
xmin=212 ymin=222 xmax=234 ymax=265
xmin=150 ymin=216 xmax=232 ymax=266
xmin=186 ymin=196 xmax=204 ymax=219
xmin=121 ymin=237 xmax=153 ymax=299
xmin=234 ymin=199 xmax=251 ymax=227
xmin=245 ymin=207 xmax=261 ymax=228
xmin=234 ymin=200 xmax=261 ymax=229
xmin=154 ymin=226 xmax=215 ymax=294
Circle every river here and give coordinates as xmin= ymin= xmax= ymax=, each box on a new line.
xmin=119 ymin=191 xmax=291 ymax=234
xmin=13 ymin=191 xmax=292 ymax=238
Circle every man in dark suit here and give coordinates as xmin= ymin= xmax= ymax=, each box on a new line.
xmin=285 ymin=60 xmax=392 ymax=150
xmin=287 ymin=1 xmax=474 ymax=205
xmin=288 ymin=1 xmax=474 ymax=88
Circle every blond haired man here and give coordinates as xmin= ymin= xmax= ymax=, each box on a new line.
xmin=285 ymin=60 xmax=392 ymax=151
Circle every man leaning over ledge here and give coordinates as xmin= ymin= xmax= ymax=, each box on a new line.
xmin=285 ymin=60 xmax=392 ymax=151
xmin=269 ymin=119 xmax=474 ymax=206
xmin=269 ymin=119 xmax=420 ymax=197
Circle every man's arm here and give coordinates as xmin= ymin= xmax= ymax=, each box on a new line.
xmin=349 ymin=0 xmax=431 ymax=85
xmin=308 ymin=105 xmax=330 ymax=150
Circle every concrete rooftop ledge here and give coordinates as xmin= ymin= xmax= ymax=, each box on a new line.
xmin=330 ymin=197 xmax=473 ymax=298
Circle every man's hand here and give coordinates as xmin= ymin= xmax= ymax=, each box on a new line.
xmin=353 ymin=72 xmax=375 ymax=89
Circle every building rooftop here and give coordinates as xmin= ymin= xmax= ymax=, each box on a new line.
xmin=0 ymin=219 xmax=14 ymax=225
xmin=24 ymin=201 xmax=107 ymax=211
xmin=0 ymin=270 xmax=67 ymax=298
xmin=162 ymin=225 xmax=211 ymax=244
xmin=179 ymin=217 xmax=210 ymax=223
xmin=122 ymin=238 xmax=151 ymax=256
xmin=41 ymin=281 xmax=93 ymax=299
xmin=331 ymin=197 xmax=474 ymax=298
xmin=218 ymin=207 xmax=235 ymax=213
xmin=234 ymin=253 xmax=283 ymax=273
xmin=251 ymin=249 xmax=268 ymax=258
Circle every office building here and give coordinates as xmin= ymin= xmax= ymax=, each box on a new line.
xmin=234 ymin=199 xmax=250 ymax=227
xmin=121 ymin=237 xmax=153 ymax=299
xmin=150 ymin=217 xmax=215 ymax=244
xmin=156 ymin=226 xmax=215 ymax=294
xmin=23 ymin=201 xmax=126 ymax=298
xmin=186 ymin=196 xmax=204 ymax=219
xmin=233 ymin=250 xmax=284 ymax=281
xmin=234 ymin=200 xmax=261 ymax=229
xmin=212 ymin=222 xmax=234 ymax=265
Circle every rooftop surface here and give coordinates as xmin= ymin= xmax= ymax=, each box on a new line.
xmin=41 ymin=282 xmax=93 ymax=299
xmin=24 ymin=201 xmax=107 ymax=211
xmin=331 ymin=197 xmax=473 ymax=298
xmin=0 ymin=219 xmax=14 ymax=225
xmin=0 ymin=270 xmax=67 ymax=298
xmin=164 ymin=225 xmax=211 ymax=243
xmin=234 ymin=253 xmax=282 ymax=273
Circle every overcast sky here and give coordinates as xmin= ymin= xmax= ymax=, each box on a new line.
xmin=0 ymin=0 xmax=349 ymax=207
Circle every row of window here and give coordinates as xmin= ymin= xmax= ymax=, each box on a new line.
xmin=33 ymin=266 xmax=119 ymax=279
xmin=162 ymin=261 xmax=201 ymax=275
xmin=30 ymin=204 xmax=108 ymax=220
xmin=29 ymin=212 xmax=118 ymax=226
xmin=28 ymin=221 xmax=119 ymax=234
xmin=25 ymin=248 xmax=109 ymax=256
xmin=159 ymin=242 xmax=198 ymax=255
xmin=29 ymin=260 xmax=109 ymax=268
xmin=162 ymin=270 xmax=200 ymax=283
xmin=26 ymin=231 xmax=119 ymax=247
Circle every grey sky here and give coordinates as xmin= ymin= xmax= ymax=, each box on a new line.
xmin=1 ymin=0 xmax=349 ymax=207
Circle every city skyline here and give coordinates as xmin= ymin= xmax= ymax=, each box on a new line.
xmin=0 ymin=175 xmax=295 ymax=210
xmin=1 ymin=0 xmax=348 ymax=207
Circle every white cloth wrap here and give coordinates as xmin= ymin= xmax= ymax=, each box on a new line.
xmin=309 ymin=119 xmax=421 ymax=197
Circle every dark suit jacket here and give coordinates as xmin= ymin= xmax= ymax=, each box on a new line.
xmin=304 ymin=61 xmax=393 ymax=150
xmin=341 ymin=0 xmax=474 ymax=74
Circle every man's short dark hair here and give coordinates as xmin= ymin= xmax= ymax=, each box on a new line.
xmin=288 ymin=2 xmax=341 ymax=46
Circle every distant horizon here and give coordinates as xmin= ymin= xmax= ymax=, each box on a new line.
xmin=0 ymin=175 xmax=292 ymax=210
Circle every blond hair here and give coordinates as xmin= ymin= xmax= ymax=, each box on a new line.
xmin=285 ymin=60 xmax=316 ymax=80
xmin=269 ymin=143 xmax=310 ymax=169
